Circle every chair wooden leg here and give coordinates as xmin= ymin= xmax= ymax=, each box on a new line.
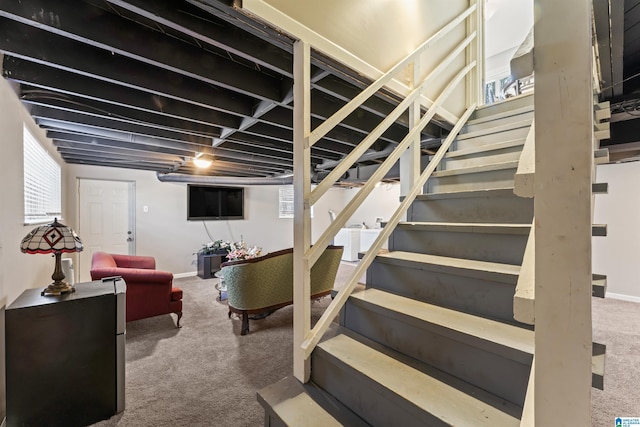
xmin=241 ymin=312 xmax=250 ymax=335
xmin=176 ymin=311 xmax=183 ymax=328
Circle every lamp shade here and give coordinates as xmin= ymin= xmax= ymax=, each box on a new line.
xmin=20 ymin=218 xmax=83 ymax=296
xmin=20 ymin=218 xmax=83 ymax=254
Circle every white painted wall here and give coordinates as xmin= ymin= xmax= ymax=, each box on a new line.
xmin=65 ymin=165 xmax=346 ymax=277
xmin=342 ymin=183 xmax=401 ymax=229
xmin=0 ymin=78 xmax=70 ymax=305
xmin=484 ymin=0 xmax=533 ymax=77
xmin=63 ymin=161 xmax=400 ymax=278
xmin=255 ymin=0 xmax=466 ymax=72
xmin=483 ymin=0 xmax=533 ymax=100
xmin=593 ymin=162 xmax=640 ymax=301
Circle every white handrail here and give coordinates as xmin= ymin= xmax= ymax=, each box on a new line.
xmin=310 ymin=33 xmax=476 ymax=206
xmin=306 ymin=62 xmax=476 ymax=269
xmin=292 ymin=4 xmax=482 ymax=383
xmin=302 ymin=103 xmax=477 ymax=358
xmin=308 ymin=4 xmax=477 ymax=146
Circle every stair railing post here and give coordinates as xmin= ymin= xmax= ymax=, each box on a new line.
xmin=400 ymin=60 xmax=422 ymax=199
xmin=534 ymin=0 xmax=593 ymax=424
xmin=467 ymin=0 xmax=484 ymax=106
xmin=292 ymin=39 xmax=312 ymax=383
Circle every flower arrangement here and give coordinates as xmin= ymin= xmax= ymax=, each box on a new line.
xmin=226 ymin=240 xmax=262 ymax=261
xmin=198 ymin=237 xmax=262 ymax=261
xmin=198 ymin=239 xmax=233 ymax=255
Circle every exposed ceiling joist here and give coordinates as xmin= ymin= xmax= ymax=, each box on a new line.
xmin=0 ymin=0 xmax=453 ymax=179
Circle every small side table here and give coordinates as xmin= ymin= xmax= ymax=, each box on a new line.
xmin=197 ymin=252 xmax=228 ymax=279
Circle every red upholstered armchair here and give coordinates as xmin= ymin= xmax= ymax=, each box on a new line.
xmin=90 ymin=252 xmax=183 ymax=327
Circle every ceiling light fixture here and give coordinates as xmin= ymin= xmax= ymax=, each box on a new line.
xmin=193 ymin=153 xmax=213 ymax=168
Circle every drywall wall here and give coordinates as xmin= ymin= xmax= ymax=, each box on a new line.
xmin=242 ymin=0 xmax=469 ymax=120
xmin=0 ymin=76 xmax=70 ymax=423
xmin=484 ymin=0 xmax=533 ymax=82
xmin=0 ymin=77 xmax=69 ymax=305
xmin=65 ymin=165 xmax=346 ymax=277
xmin=342 ymin=183 xmax=401 ymax=229
xmin=64 ymin=161 xmax=401 ymax=277
xmin=592 ymin=162 xmax=640 ymax=301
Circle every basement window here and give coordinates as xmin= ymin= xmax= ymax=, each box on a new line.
xmin=23 ymin=125 xmax=62 ymax=225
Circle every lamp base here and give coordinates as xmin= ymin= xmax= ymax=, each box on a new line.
xmin=42 ymin=281 xmax=75 ymax=296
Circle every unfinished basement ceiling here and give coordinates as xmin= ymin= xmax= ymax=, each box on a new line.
xmin=595 ymin=0 xmax=640 ymax=162
xmin=0 ymin=0 xmax=449 ymax=182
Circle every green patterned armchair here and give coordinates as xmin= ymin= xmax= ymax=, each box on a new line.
xmin=221 ymin=245 xmax=343 ymax=335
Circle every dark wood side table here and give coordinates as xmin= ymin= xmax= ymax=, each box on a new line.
xmin=197 ymin=252 xmax=228 ymax=279
xmin=5 ymin=279 xmax=126 ymax=427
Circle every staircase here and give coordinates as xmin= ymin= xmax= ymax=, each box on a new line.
xmin=259 ymin=94 xmax=603 ymax=426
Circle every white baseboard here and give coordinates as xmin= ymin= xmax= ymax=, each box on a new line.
xmin=174 ymin=271 xmax=197 ymax=279
xmin=605 ymin=292 xmax=640 ymax=303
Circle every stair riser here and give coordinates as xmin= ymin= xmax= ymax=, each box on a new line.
xmin=462 ymin=110 xmax=534 ymax=134
xmin=366 ymin=261 xmax=518 ymax=324
xmin=342 ymin=300 xmax=531 ymax=406
xmin=408 ymin=194 xmax=533 ymax=223
xmin=258 ymin=375 xmax=373 ymax=427
xmin=312 ymin=348 xmax=446 ymax=427
xmin=389 ymin=228 xmax=527 ymax=265
xmin=470 ymin=94 xmax=534 ymax=121
xmin=455 ymin=126 xmax=530 ymax=150
xmin=426 ymin=168 xmax=516 ymax=193
xmin=263 ymin=413 xmax=288 ymax=427
xmin=443 ymin=146 xmax=523 ymax=170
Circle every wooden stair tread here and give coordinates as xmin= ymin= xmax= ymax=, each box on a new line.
xmin=592 ymin=224 xmax=607 ymax=236
xmin=446 ymin=138 xmax=525 ymax=158
xmin=413 ymin=187 xmax=517 ymax=201
xmin=258 ymin=376 xmax=370 ymax=427
xmin=466 ymin=104 xmax=535 ymax=126
xmin=592 ymin=343 xmax=606 ymax=390
xmin=350 ymin=289 xmax=535 ymax=355
xmin=456 ymin=119 xmax=532 ymax=141
xmin=397 ymin=221 xmax=531 ymax=235
xmin=518 ymin=273 xmax=607 ymax=304
xmin=319 ymin=335 xmax=520 ymax=426
xmin=398 ymin=221 xmax=606 ymax=237
xmin=377 ymin=251 xmax=520 ymax=280
xmin=592 ymin=182 xmax=608 ymax=194
xmin=318 ymin=334 xmax=521 ymax=427
xmin=432 ymin=160 xmax=519 ymax=177
xmin=592 ymin=274 xmax=607 ymax=298
xmin=268 ymin=391 xmax=342 ymax=426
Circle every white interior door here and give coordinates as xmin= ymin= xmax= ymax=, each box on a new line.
xmin=78 ymin=179 xmax=135 ymax=282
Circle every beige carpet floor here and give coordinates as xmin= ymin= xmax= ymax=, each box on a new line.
xmin=90 ymin=263 xmax=640 ymax=426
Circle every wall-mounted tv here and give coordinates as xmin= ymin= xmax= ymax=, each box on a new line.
xmin=187 ymin=185 xmax=244 ymax=220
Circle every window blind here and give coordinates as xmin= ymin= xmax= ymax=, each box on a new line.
xmin=23 ymin=125 xmax=62 ymax=224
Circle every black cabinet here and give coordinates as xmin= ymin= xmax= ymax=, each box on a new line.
xmin=6 ymin=279 xmax=126 ymax=427
xmin=197 ymin=252 xmax=228 ymax=279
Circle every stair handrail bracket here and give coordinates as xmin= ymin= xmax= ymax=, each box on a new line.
xmin=292 ymin=6 xmax=482 ymax=383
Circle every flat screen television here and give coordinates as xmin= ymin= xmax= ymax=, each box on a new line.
xmin=187 ymin=185 xmax=244 ymax=220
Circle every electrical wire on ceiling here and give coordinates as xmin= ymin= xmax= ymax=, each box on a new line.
xmin=600 ymin=69 xmax=640 ymax=92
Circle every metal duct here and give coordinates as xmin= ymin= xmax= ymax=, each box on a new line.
xmin=156 ymin=173 xmax=293 ymax=185
xmin=315 ymin=138 xmax=440 ymax=170
xmin=316 ymin=147 xmax=396 ymax=170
